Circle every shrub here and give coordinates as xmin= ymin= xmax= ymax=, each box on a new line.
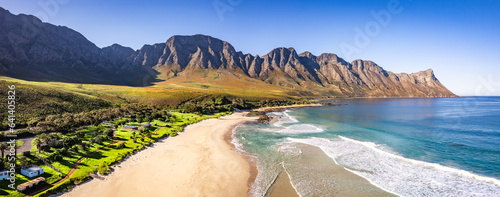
xmin=98 ymin=163 xmax=109 ymax=175
xmin=117 ymin=142 xmax=126 ymax=148
xmin=103 ymin=129 xmax=113 ymax=137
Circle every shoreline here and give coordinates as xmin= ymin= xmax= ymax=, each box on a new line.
xmin=55 ymin=105 xmax=321 ymax=197
xmin=223 ymin=120 xmax=259 ymax=190
xmin=253 ymin=104 xmax=324 ymax=112
xmin=59 ymin=112 xmax=258 ymax=197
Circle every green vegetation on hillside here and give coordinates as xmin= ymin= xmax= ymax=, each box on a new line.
xmin=0 ymin=76 xmax=311 ymax=137
xmin=0 ymin=80 xmax=113 ymax=130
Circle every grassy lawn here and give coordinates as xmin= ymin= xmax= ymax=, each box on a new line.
xmin=67 ymin=139 xmax=150 ymax=184
xmin=115 ymin=130 xmax=134 ymax=140
xmin=43 ymin=141 xmax=113 ymax=174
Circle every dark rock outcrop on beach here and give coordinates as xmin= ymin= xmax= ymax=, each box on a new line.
xmin=0 ymin=7 xmax=456 ymax=97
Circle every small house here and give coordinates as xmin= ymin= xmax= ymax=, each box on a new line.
xmin=0 ymin=170 xmax=10 ymax=180
xmin=121 ymin=125 xmax=138 ymax=131
xmin=20 ymin=165 xmax=44 ymax=178
xmin=17 ymin=177 xmax=46 ymax=192
xmin=139 ymin=123 xmax=152 ymax=130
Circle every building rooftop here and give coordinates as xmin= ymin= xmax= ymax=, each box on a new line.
xmin=17 ymin=177 xmax=45 ymax=190
xmin=22 ymin=165 xmax=42 ymax=172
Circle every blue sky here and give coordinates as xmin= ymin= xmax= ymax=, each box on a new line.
xmin=1 ymin=0 xmax=499 ymax=96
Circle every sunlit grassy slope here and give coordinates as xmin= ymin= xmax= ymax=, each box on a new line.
xmin=0 ymin=68 xmax=302 ymax=107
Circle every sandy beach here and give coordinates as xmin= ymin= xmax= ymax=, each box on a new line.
xmin=60 ymin=112 xmax=257 ymax=197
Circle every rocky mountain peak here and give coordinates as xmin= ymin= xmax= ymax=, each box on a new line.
xmin=166 ymin=34 xmax=233 ymax=52
xmin=102 ymin=44 xmax=134 ymax=59
xmin=299 ymin=51 xmax=315 ymax=58
xmin=317 ymin=53 xmax=347 ymax=65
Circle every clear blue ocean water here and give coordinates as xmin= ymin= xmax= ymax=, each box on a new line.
xmin=235 ymin=97 xmax=500 ymax=197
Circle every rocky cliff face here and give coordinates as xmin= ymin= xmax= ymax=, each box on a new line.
xmin=127 ymin=35 xmax=455 ymax=97
xmin=0 ymin=7 xmax=154 ymax=85
xmin=0 ymin=7 xmax=455 ymax=97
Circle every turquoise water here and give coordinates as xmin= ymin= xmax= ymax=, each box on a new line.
xmin=234 ymin=97 xmax=500 ymax=197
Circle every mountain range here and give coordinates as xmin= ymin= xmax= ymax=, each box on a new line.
xmin=0 ymin=7 xmax=456 ymax=98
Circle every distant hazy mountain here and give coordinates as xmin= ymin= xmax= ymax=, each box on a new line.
xmin=0 ymin=7 xmax=455 ymax=97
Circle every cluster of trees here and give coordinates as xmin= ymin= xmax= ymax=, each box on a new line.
xmin=236 ymin=98 xmax=312 ymax=109
xmin=33 ymin=128 xmax=113 ymax=162
xmin=0 ymin=104 xmax=162 ymax=140
xmin=181 ymin=95 xmax=312 ymax=114
xmin=0 ymin=141 xmax=29 ymax=169
xmin=0 ymin=142 xmax=13 ymax=169
xmin=256 ymin=99 xmax=311 ymax=107
xmin=130 ymin=110 xmax=169 ymax=123
xmin=0 ymin=81 xmax=112 ymax=130
xmin=180 ymin=95 xmax=233 ymax=114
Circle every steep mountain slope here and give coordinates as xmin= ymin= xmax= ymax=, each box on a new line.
xmin=129 ymin=34 xmax=455 ymax=97
xmin=0 ymin=7 xmax=155 ymax=85
xmin=0 ymin=7 xmax=455 ymax=97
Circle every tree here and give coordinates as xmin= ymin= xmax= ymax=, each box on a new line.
xmin=60 ymin=147 xmax=69 ymax=156
xmin=33 ymin=138 xmax=42 ymax=153
xmin=39 ymin=133 xmax=49 ymax=145
xmin=117 ymin=142 xmax=125 ymax=148
xmin=75 ymin=144 xmax=84 ymax=152
xmin=136 ymin=115 xmax=144 ymax=123
xmin=49 ymin=152 xmax=63 ymax=161
xmin=104 ymin=129 xmax=113 ymax=138
xmin=69 ymin=145 xmax=78 ymax=152
xmin=144 ymin=116 xmax=152 ymax=123
xmin=98 ymin=162 xmax=109 ymax=175
xmin=81 ymin=142 xmax=90 ymax=151
xmin=94 ymin=135 xmax=105 ymax=145
xmin=0 ymin=143 xmax=7 ymax=159
xmin=27 ymin=117 xmax=42 ymax=128
xmin=63 ymin=136 xmax=78 ymax=148
xmin=75 ymin=130 xmax=86 ymax=137
xmin=18 ymin=156 xmax=27 ymax=166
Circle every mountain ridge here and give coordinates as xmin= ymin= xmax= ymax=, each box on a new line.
xmin=0 ymin=7 xmax=456 ymax=98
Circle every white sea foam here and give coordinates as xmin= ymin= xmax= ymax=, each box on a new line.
xmin=271 ymin=110 xmax=299 ymax=127
xmin=277 ymin=142 xmax=302 ymax=156
xmin=288 ymin=137 xmax=500 ymax=197
xmin=266 ymin=111 xmax=325 ymax=134
xmin=266 ymin=124 xmax=324 ymax=134
xmin=231 ymin=125 xmax=247 ymax=155
xmin=232 ymin=125 xmax=286 ymax=197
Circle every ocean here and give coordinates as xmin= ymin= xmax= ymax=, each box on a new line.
xmin=233 ymin=97 xmax=500 ymax=197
